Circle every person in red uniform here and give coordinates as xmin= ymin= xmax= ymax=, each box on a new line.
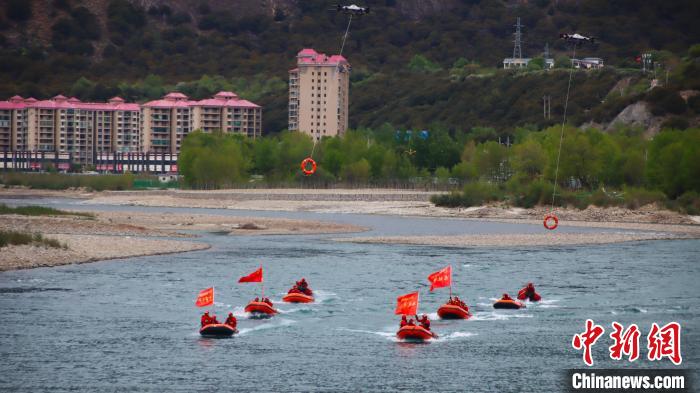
xmin=298 ymin=278 xmax=313 ymax=295
xmin=210 ymin=314 xmax=220 ymax=324
xmin=518 ymin=282 xmax=542 ymax=301
xmin=400 ymin=315 xmax=408 ymax=327
xmin=225 ymin=312 xmax=237 ymax=328
xmin=418 ymin=314 xmax=431 ymax=330
xmin=501 ymin=293 xmax=514 ymax=301
xmin=201 ymin=311 xmax=211 ymax=327
xmin=263 ymin=297 xmax=273 ymax=306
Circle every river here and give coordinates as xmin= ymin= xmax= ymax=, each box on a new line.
xmin=0 ymin=199 xmax=698 ymax=392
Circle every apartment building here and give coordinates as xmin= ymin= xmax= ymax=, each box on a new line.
xmin=143 ymin=91 xmax=262 ymax=154
xmin=289 ymin=48 xmax=350 ymax=141
xmin=191 ymin=91 xmax=262 ymax=138
xmin=0 ymin=95 xmax=141 ymax=165
xmin=0 ymin=90 xmax=262 ymax=167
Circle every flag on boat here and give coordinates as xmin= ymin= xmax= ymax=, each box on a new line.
xmin=395 ymin=292 xmax=419 ymax=315
xmin=238 ymin=267 xmax=263 ymax=283
xmin=195 ymin=287 xmax=214 ymax=307
xmin=428 ymin=265 xmax=452 ymax=291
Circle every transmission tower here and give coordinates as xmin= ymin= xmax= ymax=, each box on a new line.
xmin=513 ymin=17 xmax=523 ymax=59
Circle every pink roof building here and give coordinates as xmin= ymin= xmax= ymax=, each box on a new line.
xmin=289 ymin=48 xmax=350 ymax=140
xmin=141 ymin=91 xmax=262 ymax=154
xmin=0 ymin=94 xmax=141 ymax=161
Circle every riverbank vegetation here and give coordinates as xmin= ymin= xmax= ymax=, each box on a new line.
xmin=177 ymin=125 xmax=700 ymax=214
xmin=0 ymin=204 xmax=94 ymax=218
xmin=0 ymin=230 xmax=66 ymax=249
xmin=0 ymin=173 xmax=178 ymax=191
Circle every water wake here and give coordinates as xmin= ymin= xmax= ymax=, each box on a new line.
xmin=238 ymin=318 xmax=296 ymax=336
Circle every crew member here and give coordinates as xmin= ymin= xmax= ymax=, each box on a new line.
xmin=210 ymin=314 xmax=220 ymax=324
xmin=225 ymin=312 xmax=237 ymax=328
xmin=263 ymin=297 xmax=273 ymax=306
xmin=400 ymin=315 xmax=408 ymax=327
xmin=518 ymin=282 xmax=541 ymax=301
xmin=418 ymin=314 xmax=430 ymax=330
xmin=201 ymin=311 xmax=211 ymax=327
xmin=501 ymin=293 xmax=513 ymax=301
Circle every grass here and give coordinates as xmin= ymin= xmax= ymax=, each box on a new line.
xmin=0 ymin=230 xmax=67 ymax=249
xmin=0 ymin=203 xmax=94 ymax=218
xmin=0 ymin=173 xmax=135 ymax=191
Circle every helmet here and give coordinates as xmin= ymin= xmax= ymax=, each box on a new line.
xmin=228 ymin=312 xmax=233 ymax=316
xmin=204 ymin=311 xmax=209 ymax=314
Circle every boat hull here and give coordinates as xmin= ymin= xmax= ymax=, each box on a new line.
xmin=199 ymin=324 xmax=237 ymax=337
xmin=245 ymin=301 xmax=278 ymax=317
xmin=437 ymin=304 xmax=471 ymax=319
xmin=396 ymin=325 xmax=436 ymax=341
xmin=282 ymin=292 xmax=314 ymax=303
xmin=493 ymin=299 xmax=526 ymax=309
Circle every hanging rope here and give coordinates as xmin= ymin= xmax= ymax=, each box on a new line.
xmin=339 ymin=14 xmax=353 ymax=57
xmin=550 ymin=45 xmax=577 ymax=211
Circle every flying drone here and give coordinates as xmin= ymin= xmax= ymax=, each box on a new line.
xmin=334 ymin=4 xmax=370 ymax=15
xmin=559 ymin=33 xmax=596 ymax=44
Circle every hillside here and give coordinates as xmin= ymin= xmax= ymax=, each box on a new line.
xmin=1 ymin=0 xmax=699 ymax=133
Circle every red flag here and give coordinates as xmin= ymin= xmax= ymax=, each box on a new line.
xmin=427 ymin=265 xmax=452 ymax=291
xmin=238 ymin=267 xmax=263 ymax=283
xmin=195 ymin=287 xmax=214 ymax=307
xmin=395 ymin=292 xmax=419 ymax=315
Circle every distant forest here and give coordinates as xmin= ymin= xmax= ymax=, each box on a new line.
xmin=1 ymin=0 xmax=699 ymax=133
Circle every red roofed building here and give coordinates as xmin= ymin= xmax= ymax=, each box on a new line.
xmin=142 ymin=91 xmax=262 ymax=154
xmin=0 ymin=95 xmax=141 ymax=164
xmin=289 ymin=48 xmax=350 ymax=140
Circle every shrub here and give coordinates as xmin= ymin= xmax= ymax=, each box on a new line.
xmin=431 ymin=181 xmax=502 ymax=207
xmin=0 ymin=204 xmax=94 ymax=218
xmin=0 ymin=230 xmax=65 ymax=249
xmin=674 ymin=191 xmax=700 ymax=215
xmin=622 ymin=187 xmax=667 ymax=209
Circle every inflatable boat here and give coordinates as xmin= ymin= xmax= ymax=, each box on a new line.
xmin=199 ymin=323 xmax=237 ymax=337
xmin=282 ymin=292 xmax=314 ymax=303
xmin=396 ymin=325 xmax=437 ymax=341
xmin=493 ymin=299 xmax=526 ymax=309
xmin=437 ymin=303 xmax=471 ymax=319
xmin=244 ymin=301 xmax=278 ymax=317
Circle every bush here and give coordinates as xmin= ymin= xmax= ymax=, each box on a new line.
xmin=0 ymin=204 xmax=94 ymax=218
xmin=511 ymin=179 xmax=552 ymax=208
xmin=623 ymin=187 xmax=667 ymax=209
xmin=647 ymin=88 xmax=687 ymax=115
xmin=0 ymin=230 xmax=65 ymax=249
xmin=431 ymin=181 xmax=502 ymax=207
xmin=0 ymin=173 xmax=134 ymax=191
xmin=674 ymin=191 xmax=700 ymax=215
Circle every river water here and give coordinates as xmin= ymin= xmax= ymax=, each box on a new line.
xmin=0 ymin=199 xmax=698 ymax=392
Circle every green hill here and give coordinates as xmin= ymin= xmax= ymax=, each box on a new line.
xmin=1 ymin=0 xmax=699 ymax=133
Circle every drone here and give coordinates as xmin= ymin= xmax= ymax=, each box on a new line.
xmin=334 ymin=4 xmax=370 ymax=15
xmin=559 ymin=33 xmax=596 ymax=44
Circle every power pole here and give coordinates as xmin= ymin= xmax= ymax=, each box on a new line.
xmin=513 ymin=17 xmax=523 ymax=59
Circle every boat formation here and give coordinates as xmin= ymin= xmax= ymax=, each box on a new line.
xmin=197 ymin=267 xmax=318 ymax=337
xmin=196 ymin=265 xmax=541 ymax=341
xmin=393 ymin=266 xmax=542 ymax=341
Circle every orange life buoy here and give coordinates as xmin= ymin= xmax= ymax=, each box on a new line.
xmin=300 ymin=157 xmax=317 ymax=176
xmin=543 ymin=214 xmax=558 ymax=230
